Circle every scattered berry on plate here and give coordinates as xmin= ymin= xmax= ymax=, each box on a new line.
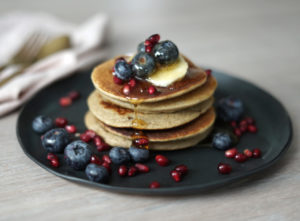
xmin=118 ymin=165 xmax=128 ymax=177
xmin=247 ymin=125 xmax=257 ymax=133
xmin=64 ymin=140 xmax=92 ymax=170
xmin=243 ymin=149 xmax=253 ymax=158
xmin=217 ymin=163 xmax=232 ymax=174
xmin=149 ymin=181 xmax=160 ymax=188
xmin=170 ymin=170 xmax=182 ymax=182
xmin=155 ymin=155 xmax=170 ymax=166
xmin=90 ymin=154 xmax=103 ymax=165
xmin=225 ymin=147 xmax=238 ymax=158
xmin=42 ymin=128 xmax=70 ymax=153
xmin=212 ymin=132 xmax=233 ymax=150
xmin=85 ymin=163 xmax=109 ymax=183
xmin=80 ymin=133 xmax=92 ymax=143
xmin=131 ymin=52 xmax=156 ymax=79
xmin=153 ymin=40 xmax=179 ymax=65
xmin=129 ymin=146 xmax=150 ymax=162
xmin=252 ymin=148 xmax=262 ymax=158
xmin=65 ymin=125 xmax=77 ymax=133
xmin=68 ymin=90 xmax=80 ymax=101
xmin=234 ymin=153 xmax=248 ymax=163
xmin=32 ymin=115 xmax=53 ymax=134
xmin=217 ymin=96 xmax=244 ymax=122
xmin=55 ymin=117 xmax=68 ymax=128
xmin=102 ymin=154 xmax=112 ymax=164
xmin=109 ymin=147 xmax=131 ymax=165
xmin=174 ymin=164 xmax=188 ymax=175
xmin=128 ymin=166 xmax=138 ymax=177
xmin=134 ymin=163 xmax=150 ymax=173
xmin=59 ymin=97 xmax=72 ymax=107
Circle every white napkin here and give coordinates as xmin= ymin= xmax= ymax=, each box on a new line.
xmin=0 ymin=11 xmax=109 ymax=117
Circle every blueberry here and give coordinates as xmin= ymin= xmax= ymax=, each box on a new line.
xmin=114 ymin=60 xmax=133 ymax=81
xmin=137 ymin=41 xmax=145 ymax=53
xmin=42 ymin=128 xmax=70 ymax=153
xmin=85 ymin=163 xmax=109 ymax=183
xmin=217 ymin=96 xmax=244 ymax=122
xmin=32 ymin=115 xmax=53 ymax=134
xmin=153 ymin=40 xmax=179 ymax=65
xmin=212 ymin=132 xmax=232 ymax=150
xmin=131 ymin=52 xmax=156 ymax=79
xmin=129 ymin=146 xmax=150 ymax=162
xmin=64 ymin=140 xmax=92 ymax=170
xmin=109 ymin=147 xmax=130 ymax=164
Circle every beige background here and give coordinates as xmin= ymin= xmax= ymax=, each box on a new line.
xmin=0 ymin=0 xmax=299 ymax=220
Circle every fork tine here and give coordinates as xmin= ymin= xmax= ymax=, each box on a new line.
xmin=12 ymin=32 xmax=40 ymax=63
xmin=23 ymin=33 xmax=49 ymax=62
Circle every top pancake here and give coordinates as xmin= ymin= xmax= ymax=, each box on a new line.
xmin=91 ymin=55 xmax=207 ymax=103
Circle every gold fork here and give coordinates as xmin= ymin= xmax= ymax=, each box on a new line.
xmin=0 ymin=32 xmax=49 ymax=86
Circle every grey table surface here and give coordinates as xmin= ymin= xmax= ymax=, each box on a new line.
xmin=0 ymin=0 xmax=299 ymax=220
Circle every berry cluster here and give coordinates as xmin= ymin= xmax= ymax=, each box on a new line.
xmin=113 ymin=34 xmax=180 ymax=95
xmin=231 ymin=116 xmax=257 ymax=137
xmin=59 ymin=90 xmax=80 ymax=107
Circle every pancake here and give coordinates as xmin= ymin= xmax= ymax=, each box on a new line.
xmin=97 ymin=107 xmax=215 ymax=142
xmin=99 ymin=75 xmax=217 ymax=113
xmin=87 ymin=90 xmax=214 ymax=130
xmin=84 ymin=111 xmax=214 ymax=150
xmin=91 ymin=55 xmax=207 ymax=103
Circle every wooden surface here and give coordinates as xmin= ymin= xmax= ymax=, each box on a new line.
xmin=0 ymin=0 xmax=300 ymax=220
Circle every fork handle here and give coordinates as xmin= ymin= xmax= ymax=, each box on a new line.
xmin=0 ymin=64 xmax=8 ymax=72
xmin=0 ymin=64 xmax=29 ymax=87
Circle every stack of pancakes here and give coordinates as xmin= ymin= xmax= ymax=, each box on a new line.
xmin=84 ymin=56 xmax=217 ymax=151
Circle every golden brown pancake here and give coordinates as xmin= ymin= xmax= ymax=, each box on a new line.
xmin=87 ymin=90 xmax=214 ymax=130
xmin=84 ymin=111 xmax=214 ymax=150
xmin=99 ymin=75 xmax=217 ymax=113
xmin=97 ymin=107 xmax=215 ymax=142
xmin=91 ymin=56 xmax=207 ymax=103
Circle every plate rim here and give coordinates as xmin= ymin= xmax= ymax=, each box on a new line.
xmin=16 ymin=70 xmax=293 ymax=195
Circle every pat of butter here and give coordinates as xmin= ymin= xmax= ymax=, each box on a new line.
xmin=146 ymin=55 xmax=188 ymax=87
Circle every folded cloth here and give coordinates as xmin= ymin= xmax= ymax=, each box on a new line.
xmin=0 ymin=11 xmax=109 ymax=117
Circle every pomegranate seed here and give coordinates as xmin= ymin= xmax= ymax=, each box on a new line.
xmin=102 ymin=162 xmax=111 ymax=173
xmin=115 ymin=57 xmax=125 ymax=63
xmin=174 ymin=165 xmax=188 ymax=175
xmin=230 ymin=121 xmax=237 ymax=128
xmin=113 ymin=75 xmax=123 ymax=85
xmin=145 ymin=45 xmax=152 ymax=53
xmin=55 ymin=117 xmax=68 ymax=127
xmin=244 ymin=149 xmax=253 ymax=158
xmin=128 ymin=78 xmax=136 ymax=88
xmin=149 ymin=181 xmax=160 ymax=189
xmin=170 ymin=170 xmax=182 ymax=182
xmin=235 ymin=153 xmax=248 ymax=163
xmin=244 ymin=117 xmax=255 ymax=125
xmin=118 ymin=165 xmax=128 ymax=177
xmin=50 ymin=159 xmax=59 ymax=168
xmin=123 ymin=84 xmax=131 ymax=95
xmin=135 ymin=163 xmax=150 ymax=173
xmin=65 ymin=125 xmax=77 ymax=133
xmin=90 ymin=154 xmax=103 ymax=165
xmin=148 ymin=34 xmax=160 ymax=44
xmin=144 ymin=40 xmax=152 ymax=47
xmin=102 ymin=155 xmax=112 ymax=164
xmin=148 ymin=86 xmax=156 ymax=95
xmin=134 ymin=138 xmax=149 ymax=146
xmin=248 ymin=125 xmax=257 ymax=133
xmin=240 ymin=125 xmax=248 ymax=133
xmin=225 ymin=148 xmax=238 ymax=158
xmin=217 ymin=163 xmax=232 ymax=174
xmin=234 ymin=128 xmax=242 ymax=137
xmin=205 ymin=69 xmax=212 ymax=76
xmin=85 ymin=129 xmax=96 ymax=139
xmin=155 ymin=155 xmax=170 ymax=167
xmin=47 ymin=153 xmax=58 ymax=161
xmin=68 ymin=90 xmax=80 ymax=101
xmin=80 ymin=133 xmax=91 ymax=142
xmin=252 ymin=148 xmax=261 ymax=158
xmin=239 ymin=120 xmax=248 ymax=127
xmin=94 ymin=135 xmax=103 ymax=146
xmin=128 ymin=166 xmax=138 ymax=177
xmin=59 ymin=97 xmax=72 ymax=107
xmin=97 ymin=142 xmax=111 ymax=152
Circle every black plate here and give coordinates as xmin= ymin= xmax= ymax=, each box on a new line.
xmin=17 ymin=69 xmax=292 ymax=195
